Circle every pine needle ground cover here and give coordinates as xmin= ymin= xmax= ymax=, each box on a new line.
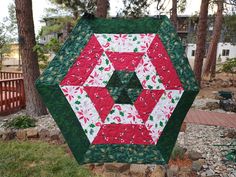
xmin=36 ymin=15 xmax=199 ymax=164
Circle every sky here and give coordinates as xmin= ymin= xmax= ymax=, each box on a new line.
xmin=0 ymin=0 xmax=202 ymax=35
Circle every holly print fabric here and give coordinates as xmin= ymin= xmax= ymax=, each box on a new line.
xmin=60 ymin=33 xmax=183 ymax=145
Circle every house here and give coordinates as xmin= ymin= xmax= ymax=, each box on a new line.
xmin=176 ymin=15 xmax=236 ymax=68
xmin=39 ymin=16 xmax=74 ymax=45
xmin=1 ymin=43 xmax=21 ymax=71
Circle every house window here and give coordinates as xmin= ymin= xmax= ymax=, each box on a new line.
xmin=222 ymin=49 xmax=230 ymax=56
xmin=191 ymin=50 xmax=195 ymax=57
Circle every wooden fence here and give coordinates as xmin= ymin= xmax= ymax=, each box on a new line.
xmin=0 ymin=71 xmax=23 ymax=80
xmin=0 ymin=72 xmax=25 ymax=116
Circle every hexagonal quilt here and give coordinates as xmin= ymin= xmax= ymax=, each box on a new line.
xmin=36 ymin=15 xmax=199 ymax=165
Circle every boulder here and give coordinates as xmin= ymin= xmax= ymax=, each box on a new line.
xmin=205 ymin=102 xmax=220 ymax=110
xmin=50 ymin=129 xmax=60 ymax=141
xmin=188 ymin=150 xmax=202 ymax=161
xmin=150 ymin=165 xmax=166 ymax=177
xmin=192 ymin=159 xmax=204 ymax=171
xmin=16 ymin=129 xmax=27 ymax=140
xmin=2 ymin=129 xmax=15 ymax=140
xmin=104 ymin=163 xmax=130 ymax=173
xmin=220 ymin=99 xmax=236 ymax=112
xmin=26 ymin=128 xmax=38 ymax=138
xmin=130 ymin=164 xmax=147 ymax=177
xmin=169 ymin=164 xmax=179 ymax=174
xmin=38 ymin=128 xmax=50 ymax=139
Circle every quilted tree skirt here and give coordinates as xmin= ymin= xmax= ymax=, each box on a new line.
xmin=36 ymin=15 xmax=199 ymax=164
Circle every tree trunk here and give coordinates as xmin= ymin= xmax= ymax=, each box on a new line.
xmin=15 ymin=0 xmax=47 ymax=116
xmin=193 ymin=0 xmax=209 ymax=85
xmin=203 ymin=0 xmax=224 ymax=78
xmin=96 ymin=0 xmax=108 ymax=18
xmin=170 ymin=0 xmax=178 ymax=29
xmin=210 ymin=49 xmax=216 ymax=79
xmin=0 ymin=54 xmax=2 ymax=70
xmin=73 ymin=10 xmax=79 ymax=20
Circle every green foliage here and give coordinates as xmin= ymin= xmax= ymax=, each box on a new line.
xmin=171 ymin=145 xmax=185 ymax=161
xmin=34 ymin=38 xmax=62 ymax=70
xmin=223 ymin=15 xmax=236 ymax=44
xmin=49 ymin=0 xmax=97 ymax=18
xmin=39 ymin=16 xmax=75 ymax=36
xmin=0 ymin=140 xmax=96 ymax=177
xmin=4 ymin=115 xmax=36 ymax=129
xmin=177 ymin=0 xmax=187 ymax=13
xmin=121 ymin=0 xmax=151 ymax=17
xmin=222 ymin=58 xmax=236 ymax=73
xmin=0 ymin=23 xmax=12 ymax=60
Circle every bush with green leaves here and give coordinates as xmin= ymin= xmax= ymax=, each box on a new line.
xmin=171 ymin=145 xmax=186 ymax=161
xmin=4 ymin=115 xmax=36 ymax=129
xmin=222 ymin=58 xmax=236 ymax=74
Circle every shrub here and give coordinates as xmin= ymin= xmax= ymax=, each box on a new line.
xmin=171 ymin=145 xmax=186 ymax=161
xmin=222 ymin=58 xmax=236 ymax=74
xmin=4 ymin=115 xmax=36 ymax=129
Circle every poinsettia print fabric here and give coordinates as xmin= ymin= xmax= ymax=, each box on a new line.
xmin=60 ymin=86 xmax=102 ymax=142
xmin=60 ymin=33 xmax=184 ymax=145
xmin=83 ymin=53 xmax=115 ymax=87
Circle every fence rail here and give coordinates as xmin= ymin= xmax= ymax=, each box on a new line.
xmin=0 ymin=72 xmax=25 ymax=116
xmin=0 ymin=71 xmax=23 ymax=80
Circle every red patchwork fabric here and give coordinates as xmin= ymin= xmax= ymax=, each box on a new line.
xmin=84 ymin=87 xmax=114 ymax=122
xmin=134 ymin=90 xmax=164 ymax=122
xmin=60 ymin=35 xmax=103 ymax=86
xmin=92 ymin=124 xmax=154 ymax=145
xmin=147 ymin=35 xmax=183 ymax=90
xmin=106 ymin=52 xmax=145 ymax=71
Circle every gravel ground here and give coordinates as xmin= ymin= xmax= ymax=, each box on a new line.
xmin=178 ymin=124 xmax=236 ymax=177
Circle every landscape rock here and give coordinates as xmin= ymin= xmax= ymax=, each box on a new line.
xmin=49 ymin=130 xmax=60 ymax=141
xmin=38 ymin=128 xmax=50 ymax=139
xmin=92 ymin=166 xmax=104 ymax=176
xmin=169 ymin=164 xmax=179 ymax=175
xmin=130 ymin=164 xmax=147 ymax=177
xmin=188 ymin=150 xmax=202 ymax=161
xmin=205 ymin=169 xmax=215 ymax=176
xmin=192 ymin=159 xmax=204 ymax=171
xmin=26 ymin=128 xmax=38 ymax=138
xmin=223 ymin=129 xmax=236 ymax=139
xmin=16 ymin=129 xmax=27 ymax=140
xmin=2 ymin=129 xmax=15 ymax=140
xmin=221 ymin=81 xmax=230 ymax=88
xmin=150 ymin=165 xmax=165 ymax=177
xmin=178 ymin=171 xmax=191 ymax=177
xmin=205 ymin=102 xmax=220 ymax=110
xmin=179 ymin=166 xmax=191 ymax=173
xmin=220 ymin=99 xmax=236 ymax=112
xmin=102 ymin=171 xmax=118 ymax=177
xmin=103 ymin=163 xmax=130 ymax=173
xmin=180 ymin=122 xmax=187 ymax=132
xmin=166 ymin=169 xmax=174 ymax=177
xmin=0 ymin=127 xmax=4 ymax=139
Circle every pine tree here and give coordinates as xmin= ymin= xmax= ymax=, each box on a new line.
xmin=15 ymin=0 xmax=47 ymax=116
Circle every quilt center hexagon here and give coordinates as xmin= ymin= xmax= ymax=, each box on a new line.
xmin=106 ymin=71 xmax=143 ymax=104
